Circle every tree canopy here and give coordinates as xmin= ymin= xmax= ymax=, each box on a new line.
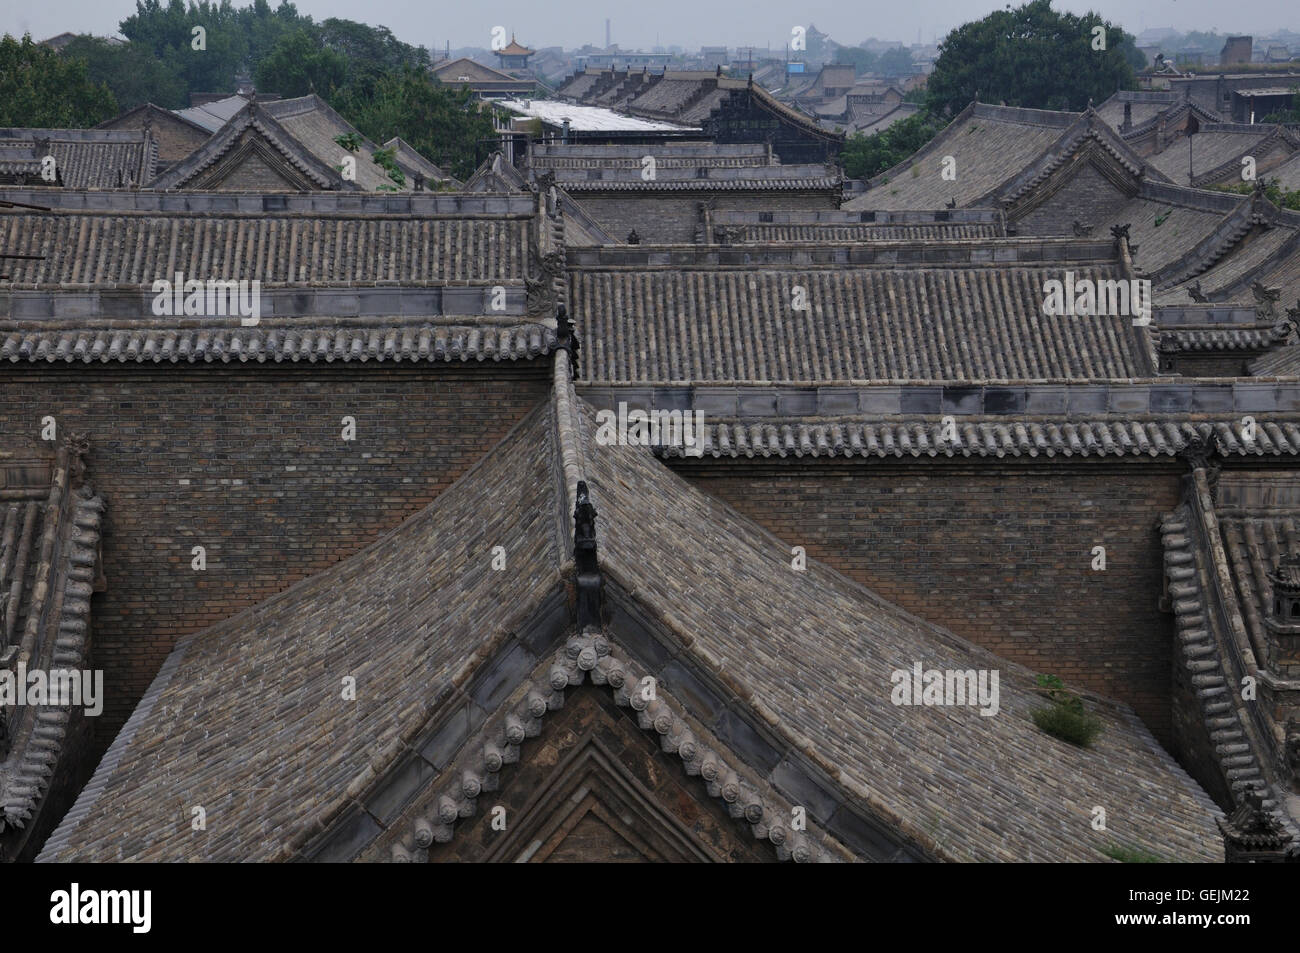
xmin=330 ymin=68 xmax=496 ymax=181
xmin=925 ymin=0 xmax=1138 ymax=116
xmin=840 ymin=110 xmax=948 ymax=180
xmin=0 ymin=34 xmax=117 ymax=126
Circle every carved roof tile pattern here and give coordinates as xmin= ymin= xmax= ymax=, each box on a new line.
xmin=0 ymin=442 xmax=103 ymax=857
xmin=654 ymin=416 xmax=1300 ymax=460
xmin=0 ymin=320 xmax=556 ymax=365
xmin=1159 ymin=472 xmax=1300 ymax=836
xmin=727 ymin=222 xmax=1002 ymax=242
xmin=570 ymin=264 xmax=1151 ymax=383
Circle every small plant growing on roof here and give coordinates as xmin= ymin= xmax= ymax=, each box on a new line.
xmin=1031 ymin=674 xmax=1102 ymax=747
xmin=334 ymin=132 xmax=363 ymax=152
xmin=370 ymin=146 xmax=406 ymax=188
xmin=1100 ymin=842 xmax=1163 ymax=863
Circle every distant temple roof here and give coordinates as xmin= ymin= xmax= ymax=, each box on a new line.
xmin=497 ymin=36 xmax=534 ymax=57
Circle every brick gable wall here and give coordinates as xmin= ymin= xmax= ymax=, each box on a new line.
xmin=670 ymin=457 xmax=1182 ymax=744
xmin=0 ymin=362 xmax=550 ymax=745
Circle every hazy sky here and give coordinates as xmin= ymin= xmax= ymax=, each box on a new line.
xmin=5 ymin=0 xmax=1298 ymax=52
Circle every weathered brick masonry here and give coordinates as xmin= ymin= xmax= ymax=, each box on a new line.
xmin=669 ymin=456 xmax=1182 ymax=743
xmin=0 ymin=361 xmax=550 ymax=746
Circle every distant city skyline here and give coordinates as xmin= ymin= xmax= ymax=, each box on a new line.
xmin=5 ymin=0 xmax=1299 ymax=54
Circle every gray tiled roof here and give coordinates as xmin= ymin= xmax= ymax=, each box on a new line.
xmin=650 ymin=415 xmax=1300 ymax=459
xmin=569 ymin=252 xmax=1153 ymax=383
xmin=1147 ymin=126 xmax=1297 ymax=186
xmin=173 ymin=94 xmax=248 ymax=133
xmin=1268 ymin=152 xmax=1300 ymax=191
xmin=0 ymin=128 xmax=157 ymax=189
xmin=1094 ymin=194 xmax=1229 ymax=277
xmin=0 ymin=317 xmax=555 ymax=365
xmin=844 ymin=104 xmax=1076 ymax=211
xmin=0 ymin=208 xmax=531 ymax=285
xmin=1251 ymin=344 xmax=1300 ymax=376
xmin=263 ymin=96 xmax=417 ymax=193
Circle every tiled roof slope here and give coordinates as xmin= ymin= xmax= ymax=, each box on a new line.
xmin=38 ymin=405 xmax=566 ymax=862
xmin=149 ymin=97 xmax=434 ymax=193
xmin=1147 ymin=125 xmax=1299 ymax=187
xmin=0 ymin=129 xmax=157 ymax=189
xmin=0 ymin=206 xmax=532 ymax=285
xmin=844 ymin=104 xmax=1077 ymax=211
xmin=576 ymin=399 xmax=1222 ymax=862
xmin=1094 ymin=192 xmax=1233 ymax=277
xmin=1156 ymin=225 xmax=1300 ymax=305
xmin=263 ymin=96 xmax=427 ymax=192
xmin=1252 ymin=345 xmax=1300 ymax=376
xmin=1268 ymin=152 xmax=1300 ymax=192
xmin=0 ymin=439 xmax=103 ymax=860
xmin=463 ymin=153 xmax=530 ymax=193
xmin=383 ymin=138 xmax=457 ymax=188
xmin=569 ymin=248 xmax=1153 ymax=383
xmin=1214 ymin=475 xmax=1300 ymax=674
xmin=174 ymin=95 xmax=249 ymax=133
xmin=1095 ymin=91 xmax=1184 ymax=132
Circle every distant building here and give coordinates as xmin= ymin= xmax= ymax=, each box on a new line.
xmin=495 ymin=36 xmax=534 ymax=71
xmin=431 ymin=57 xmax=534 ymax=98
xmin=1220 ymin=36 xmax=1252 ymax=67
xmin=700 ymin=46 xmax=729 ymax=70
xmin=37 ymin=32 xmax=78 ymax=51
xmin=96 ymin=102 xmax=212 ymax=167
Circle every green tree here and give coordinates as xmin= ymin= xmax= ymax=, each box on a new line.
xmin=330 ymin=68 xmax=495 ymax=180
xmin=318 ymin=18 xmax=428 ymax=84
xmin=925 ymin=0 xmax=1138 ymax=116
xmin=878 ymin=47 xmax=914 ymax=78
xmin=834 ymin=47 xmax=877 ymax=76
xmin=254 ymin=27 xmax=348 ymax=96
xmin=840 ymin=110 xmax=948 ymax=179
xmin=1259 ymin=88 xmax=1300 ymax=123
xmin=61 ymin=35 xmax=189 ymax=110
xmin=0 ymin=33 xmax=117 ymax=126
xmin=236 ymin=0 xmax=310 ymax=70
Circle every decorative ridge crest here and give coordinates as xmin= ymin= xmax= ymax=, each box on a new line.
xmin=387 ymin=632 xmax=841 ymax=863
